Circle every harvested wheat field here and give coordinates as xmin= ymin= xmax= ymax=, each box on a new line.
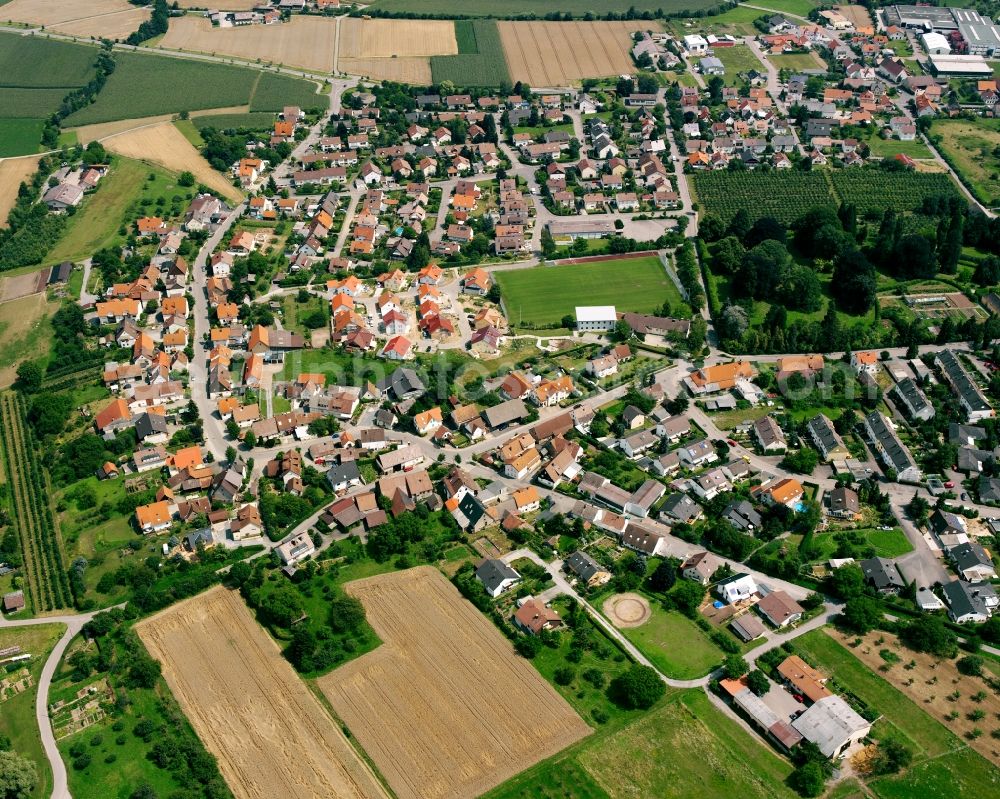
xmin=319 ymin=566 xmax=591 ymax=799
xmin=50 ymin=6 xmax=151 ymax=40
xmin=136 ymin=586 xmax=389 ymax=799
xmin=499 ymin=21 xmax=644 ymax=85
xmin=102 ymin=122 xmax=243 ymax=202
xmin=338 ymin=56 xmax=432 ymax=84
xmin=0 ymin=156 xmax=41 ymax=227
xmin=339 ymin=18 xmax=457 ymax=58
xmin=1 ymin=0 xmax=144 ymax=26
xmin=160 ymin=15 xmax=336 ymax=73
xmin=176 ymin=0 xmax=259 ymax=7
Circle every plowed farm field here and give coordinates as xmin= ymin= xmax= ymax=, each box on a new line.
xmin=102 ymin=122 xmax=243 ymax=202
xmin=160 ymin=15 xmax=337 ymax=73
xmin=498 ymin=21 xmax=644 ymax=85
xmin=319 ymin=567 xmax=591 ymax=799
xmin=136 ymin=587 xmax=389 ymax=799
xmin=338 ymin=18 xmax=456 ymax=82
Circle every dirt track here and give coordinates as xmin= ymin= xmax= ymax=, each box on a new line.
xmin=319 ymin=566 xmax=591 ymax=799
xmin=101 ymin=122 xmax=243 ymax=202
xmin=137 ymin=586 xmax=389 ymax=799
xmin=160 ymin=15 xmax=337 ymax=73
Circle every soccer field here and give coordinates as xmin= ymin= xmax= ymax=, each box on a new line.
xmin=495 ymin=256 xmax=680 ymax=329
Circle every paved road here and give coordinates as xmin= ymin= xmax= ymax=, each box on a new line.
xmin=0 ymin=609 xmax=116 ymax=799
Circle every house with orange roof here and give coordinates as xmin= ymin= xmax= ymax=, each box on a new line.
xmin=461 ymin=267 xmax=492 ymax=295
xmin=218 ymin=396 xmax=240 ymax=419
xmin=216 ymin=303 xmax=239 ymax=324
xmin=229 ymin=231 xmax=256 ymax=255
xmin=417 ymin=263 xmax=443 ymax=285
xmin=96 ymin=298 xmax=141 ymax=324
xmin=161 ymin=296 xmax=188 ymax=319
xmin=684 ymin=361 xmax=756 ymax=394
xmin=414 ymin=407 xmax=443 ymax=436
xmin=328 ymin=275 xmax=361 ymax=296
xmin=136 ymin=216 xmax=166 ymax=236
xmin=759 ymin=477 xmax=804 ymax=509
xmin=243 ymin=353 xmax=265 ymax=388
xmin=500 ymin=371 xmax=534 ymax=400
xmin=162 ymin=329 xmax=188 ymax=352
xmin=331 ymin=293 xmax=354 ymax=315
xmin=94 ymin=398 xmax=132 ymax=435
xmin=380 ymin=336 xmax=412 ymax=360
xmin=274 ymin=120 xmax=294 ymax=139
xmin=512 ymin=486 xmax=540 ymax=513
xmin=168 ymin=446 xmax=203 ymax=473
xmin=850 ymin=351 xmax=879 ymax=375
xmin=377 ymin=269 xmax=407 ymax=292
xmin=532 ymin=375 xmax=574 ymax=407
xmin=136 ymin=501 xmax=173 ymax=533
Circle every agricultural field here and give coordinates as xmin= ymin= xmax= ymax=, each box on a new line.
xmin=0 ymin=392 xmax=72 ymax=611
xmin=747 ymin=0 xmax=820 ymax=13
xmin=0 ymin=0 xmax=144 ymax=29
xmin=370 ymin=0 xmax=724 ymax=15
xmin=192 ymin=112 xmax=275 ymax=131
xmin=49 ymin=5 xmax=149 ymax=39
xmin=0 ymin=624 xmax=65 ymax=799
xmin=495 ymin=255 xmax=680 ymax=330
xmin=319 ymin=567 xmax=591 ymax=799
xmin=833 ymin=3 xmax=874 ymax=30
xmin=693 ymin=169 xmax=958 ymax=224
xmin=0 ymin=87 xmax=70 ymax=116
xmin=931 ymin=117 xmax=1000 ymax=207
xmin=430 ymin=19 xmax=510 ymax=87
xmin=0 ymin=291 xmax=55 ymax=388
xmin=137 ymin=586 xmax=389 ymax=799
xmin=499 ymin=21 xmax=643 ymax=85
xmin=247 ymin=72 xmax=323 ymax=112
xmin=339 ymin=56 xmax=434 ymax=84
xmin=0 ymin=33 xmax=96 ymax=86
xmin=64 ymin=51 xmax=316 ymax=125
xmin=338 ymin=15 xmax=457 ymax=78
xmin=175 ymin=0 xmax=258 ymax=6
xmin=0 ymin=119 xmax=45 ymax=157
xmin=101 ymin=121 xmax=243 ymax=201
xmin=0 ymin=156 xmax=40 ymax=225
xmin=160 ymin=15 xmax=337 ymax=73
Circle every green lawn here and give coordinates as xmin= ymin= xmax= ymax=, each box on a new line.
xmin=495 ymin=256 xmax=682 ymax=330
xmin=793 ymin=629 xmax=960 ymax=758
xmin=871 ymin=747 xmax=1000 ymax=799
xmin=712 ymin=45 xmax=766 ymax=86
xmin=618 ymin=604 xmax=723 ymax=679
xmin=864 ymin=132 xmax=933 ymax=160
xmin=769 ymin=52 xmax=824 ymax=71
xmin=667 ymin=5 xmax=771 ymax=36
xmin=486 ymin=756 xmax=610 ymax=799
xmin=192 ymin=112 xmax=276 ymax=132
xmin=861 ymin=527 xmax=913 ymax=557
xmin=579 ymin=689 xmax=797 ymax=799
xmin=0 ymin=118 xmax=45 ymax=156
xmin=0 ymin=624 xmax=65 ymax=799
xmin=740 ymin=0 xmax=820 ymax=15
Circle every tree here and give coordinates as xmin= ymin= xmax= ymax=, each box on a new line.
xmin=612 ymin=320 xmax=632 ymax=342
xmin=781 ymin=448 xmax=818 ymax=475
xmin=788 ymin=760 xmax=827 ymax=797
xmin=869 ymin=739 xmax=913 ymax=776
xmin=905 ymin=494 xmax=930 ymax=526
xmin=746 ymin=669 xmax=770 ymax=696
xmin=0 ymin=751 xmax=36 ymax=799
xmin=243 ymin=430 xmax=257 ymax=449
xmin=648 ymin=559 xmax=677 ymax=593
xmin=957 ymin=655 xmax=984 ymax=676
xmin=901 ymin=616 xmax=957 ymax=658
xmin=129 ymin=785 xmax=159 ymax=799
xmin=13 ymin=362 xmax=42 ymax=393
xmin=840 ymin=595 xmax=883 ymax=634
xmin=670 ymin=579 xmax=705 ymax=618
xmin=611 ymin=664 xmax=665 ymax=709
xmin=723 ymin=654 xmax=748 ymax=680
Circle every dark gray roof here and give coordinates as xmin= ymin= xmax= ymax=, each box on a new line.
xmin=378 ymin=367 xmax=425 ymax=400
xmin=937 ymin=349 xmax=991 ymax=416
xmin=661 ymin=492 xmax=701 ymax=522
xmin=948 ymin=422 xmax=986 ymax=446
xmin=483 ymin=398 xmax=528 ymax=429
xmin=566 ymin=550 xmax=604 ymax=582
xmin=326 ymin=460 xmax=361 ymax=487
xmin=475 ymin=558 xmax=519 ymax=593
xmin=723 ymin=499 xmax=761 ymax=531
xmin=948 ymin=541 xmax=994 ymax=576
xmin=891 ymin=377 xmax=933 ymax=419
xmin=860 ymin=557 xmax=905 ymax=591
xmin=942 ymin=579 xmax=993 ymax=619
xmin=459 ymin=492 xmax=487 ymax=529
xmin=134 ymin=412 xmax=168 ymax=440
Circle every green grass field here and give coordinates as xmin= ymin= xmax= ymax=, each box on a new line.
xmin=63 ymin=52 xmax=259 ymax=125
xmin=373 ymin=0 xmax=724 ymax=15
xmin=454 ymin=19 xmax=479 ymax=54
xmin=192 ymin=111 xmax=277 ymax=131
xmin=0 ymin=33 xmax=96 ymax=87
xmin=712 ymin=45 xmax=765 ymax=85
xmin=430 ymin=19 xmax=510 ymax=86
xmin=871 ymin=748 xmax=1000 ymax=799
xmin=666 ymin=5 xmax=770 ymax=36
xmin=0 ymin=118 xmax=45 ymax=156
xmin=248 ymin=72 xmax=322 ymax=112
xmin=618 ymin=604 xmax=724 ymax=679
xmin=861 ymin=527 xmax=914 ymax=557
xmin=793 ymin=629 xmax=960 ymax=758
xmin=45 ymin=157 xmax=192 ymax=266
xmin=580 ymin=689 xmax=797 ymax=799
xmin=0 ymin=87 xmax=71 ymax=117
xmin=931 ymin=117 xmax=1000 ymax=207
xmin=0 ymin=625 xmax=65 ymax=799
xmin=769 ymin=52 xmax=824 ymax=71
xmin=496 ymin=256 xmax=682 ymax=329
xmin=864 ymin=131 xmax=932 ymax=160
xmin=743 ymin=0 xmax=819 ymax=15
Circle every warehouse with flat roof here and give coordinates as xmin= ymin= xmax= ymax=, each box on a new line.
xmin=928 ymin=53 xmax=994 ymax=75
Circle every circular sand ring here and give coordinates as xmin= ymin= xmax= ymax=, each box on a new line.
xmin=603 ymin=593 xmax=652 ymax=628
